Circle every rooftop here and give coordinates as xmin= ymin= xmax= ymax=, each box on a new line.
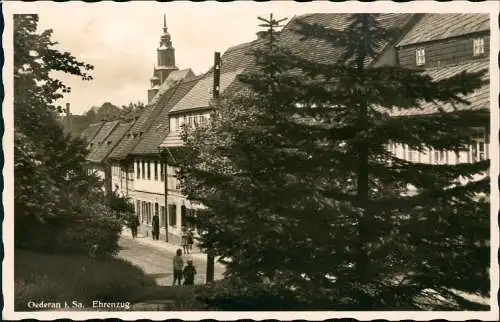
xmin=390 ymin=59 xmax=489 ymax=116
xmin=397 ymin=13 xmax=489 ymax=47
xmin=168 ymin=69 xmax=243 ymax=114
xmin=80 ymin=122 xmax=103 ymax=143
xmin=132 ymin=76 xmax=202 ymax=155
xmin=87 ymin=120 xmax=119 ymax=150
xmin=87 ymin=121 xmax=134 ymax=163
xmin=107 ymin=104 xmax=162 ymax=160
xmin=149 ymin=69 xmax=195 ymax=105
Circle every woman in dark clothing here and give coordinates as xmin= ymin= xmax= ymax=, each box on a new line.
xmin=152 ymin=214 xmax=160 ymax=240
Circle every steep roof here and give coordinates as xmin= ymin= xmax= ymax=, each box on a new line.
xmin=169 ymin=70 xmax=244 ymax=114
xmin=80 ymin=122 xmax=103 ymax=142
xmin=149 ymin=69 xmax=196 ymax=105
xmin=87 ymin=121 xmax=134 ymax=163
xmin=168 ymin=39 xmax=264 ymax=116
xmin=282 ymin=13 xmax=415 ymax=65
xmin=131 ymin=76 xmax=202 ymax=155
xmin=87 ymin=120 xmax=119 ymax=151
xmin=389 ymin=59 xmax=489 ymax=117
xmin=397 ymin=13 xmax=489 ymax=47
xmin=107 ymin=103 xmax=163 ymax=160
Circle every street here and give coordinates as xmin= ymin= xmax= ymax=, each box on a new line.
xmin=117 ymin=234 xmax=225 ymax=286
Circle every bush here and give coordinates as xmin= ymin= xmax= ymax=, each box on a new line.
xmin=55 ymin=202 xmax=123 ymax=257
xmin=16 ymin=199 xmax=124 ymax=257
xmin=193 ymin=277 xmax=303 ymax=310
xmin=15 ymin=250 xmax=156 ymax=311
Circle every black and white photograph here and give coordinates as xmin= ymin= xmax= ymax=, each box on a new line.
xmin=2 ymin=1 xmax=499 ymax=320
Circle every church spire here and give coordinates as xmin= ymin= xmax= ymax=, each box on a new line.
xmin=148 ymin=14 xmax=178 ymax=103
xmin=160 ymin=13 xmax=172 ymax=48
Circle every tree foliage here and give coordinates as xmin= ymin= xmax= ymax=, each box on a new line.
xmin=178 ymin=14 xmax=489 ymax=310
xmin=14 ymin=14 xmax=123 ymax=256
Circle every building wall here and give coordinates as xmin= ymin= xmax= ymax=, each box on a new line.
xmin=110 ymin=161 xmax=134 ymax=197
xmin=389 ymin=126 xmax=489 ymax=194
xmin=131 ymin=156 xmax=201 ymax=241
xmin=169 ymin=111 xmax=210 ymax=133
xmin=397 ymin=32 xmax=489 ymax=69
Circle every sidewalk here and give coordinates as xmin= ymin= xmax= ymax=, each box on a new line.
xmin=121 ymin=230 xmax=225 ymax=269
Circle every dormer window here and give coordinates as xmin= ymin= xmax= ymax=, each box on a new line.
xmin=473 ymin=37 xmax=485 ymax=56
xmin=415 ymin=48 xmax=425 ymax=66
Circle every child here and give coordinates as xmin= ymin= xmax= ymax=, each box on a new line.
xmin=172 ymin=249 xmax=184 ymax=285
xmin=181 ymin=228 xmax=189 ymax=254
xmin=187 ymin=229 xmax=194 ymax=252
xmin=183 ymin=259 xmax=197 ymax=285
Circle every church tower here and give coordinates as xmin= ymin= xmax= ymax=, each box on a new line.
xmin=148 ymin=14 xmax=179 ymax=103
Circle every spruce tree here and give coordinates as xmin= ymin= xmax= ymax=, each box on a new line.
xmin=178 ymin=14 xmax=489 ymax=309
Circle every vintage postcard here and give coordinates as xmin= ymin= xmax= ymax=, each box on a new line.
xmin=2 ymin=0 xmax=499 ymax=320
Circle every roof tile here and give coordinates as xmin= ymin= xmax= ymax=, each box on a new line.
xmin=397 ymin=14 xmax=489 ymax=47
xmin=87 ymin=120 xmax=119 ymax=150
xmin=80 ymin=122 xmax=104 ymax=142
xmin=107 ymin=104 xmax=161 ymax=160
xmin=169 ymin=69 xmax=244 ymax=114
xmin=132 ymin=77 xmax=201 ymax=155
xmin=390 ymin=60 xmax=489 ymax=116
xmin=87 ymin=121 xmax=133 ymax=163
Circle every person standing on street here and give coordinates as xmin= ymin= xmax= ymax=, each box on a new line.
xmin=187 ymin=228 xmax=194 ymax=253
xmin=183 ymin=259 xmax=197 ymax=285
xmin=152 ymin=213 xmax=160 ymax=240
xmin=172 ymin=249 xmax=184 ymax=286
xmin=131 ymin=215 xmax=139 ymax=238
xmin=181 ymin=228 xmax=189 ymax=254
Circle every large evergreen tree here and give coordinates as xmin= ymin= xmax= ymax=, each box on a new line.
xmin=177 ymin=14 xmax=489 ymax=310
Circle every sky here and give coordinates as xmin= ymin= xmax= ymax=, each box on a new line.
xmin=9 ymin=1 xmax=354 ymax=115
xmin=6 ymin=1 xmax=497 ymax=115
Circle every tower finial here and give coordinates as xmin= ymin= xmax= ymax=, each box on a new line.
xmin=163 ymin=13 xmax=166 ymax=28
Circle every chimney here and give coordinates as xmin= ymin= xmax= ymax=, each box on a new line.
xmin=213 ymin=52 xmax=221 ymax=99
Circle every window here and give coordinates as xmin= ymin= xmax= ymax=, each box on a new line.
xmin=168 ymin=204 xmax=177 ymax=227
xmin=175 ymin=117 xmax=179 ymax=131
xmin=415 ymin=48 xmax=425 ymax=66
xmin=434 ymin=149 xmax=446 ymax=164
xmin=409 ymin=148 xmax=419 ymax=162
xmin=473 ymin=37 xmax=485 ymax=56
xmin=141 ymin=201 xmax=146 ymax=223
xmin=160 ymin=162 xmax=164 ymax=182
xmin=154 ymin=161 xmax=158 ymax=181
xmin=141 ymin=161 xmax=145 ymax=179
xmin=147 ymin=161 xmax=151 ymax=180
xmin=471 ymin=127 xmax=487 ymax=162
xmin=181 ymin=206 xmax=187 ymax=228
xmin=136 ymin=161 xmax=140 ymax=179
xmin=155 ymin=202 xmax=159 ymax=216
xmin=136 ymin=200 xmax=140 ymax=216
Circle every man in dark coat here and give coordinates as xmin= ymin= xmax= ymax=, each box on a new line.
xmin=152 ymin=214 xmax=160 ymax=240
xmin=131 ymin=215 xmax=139 ymax=238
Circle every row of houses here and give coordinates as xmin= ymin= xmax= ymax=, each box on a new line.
xmin=80 ymin=13 xmax=490 ymax=243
